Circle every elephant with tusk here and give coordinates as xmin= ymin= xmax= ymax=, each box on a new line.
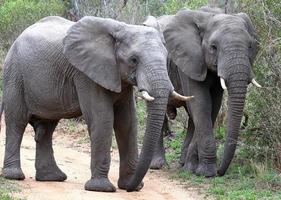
xmin=0 ymin=16 xmax=192 ymax=192
xmin=144 ymin=6 xmax=261 ymax=176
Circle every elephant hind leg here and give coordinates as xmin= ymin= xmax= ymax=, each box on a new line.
xmin=33 ymin=120 xmax=67 ymax=182
xmin=180 ymin=117 xmax=196 ymax=167
xmin=3 ymin=122 xmax=27 ymax=180
xmin=2 ymin=86 xmax=29 ymax=180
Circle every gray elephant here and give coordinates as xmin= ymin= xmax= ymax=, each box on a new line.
xmin=0 ymin=16 xmax=191 ymax=192
xmin=144 ymin=7 xmax=261 ymax=177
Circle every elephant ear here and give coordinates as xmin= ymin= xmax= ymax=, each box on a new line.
xmin=143 ymin=16 xmax=165 ymax=43
xmin=63 ymin=16 xmax=124 ymax=93
xmin=236 ymin=13 xmax=259 ymax=81
xmin=236 ymin=13 xmax=259 ymax=64
xmin=143 ymin=16 xmax=160 ymax=31
xmin=163 ymin=9 xmax=213 ymax=81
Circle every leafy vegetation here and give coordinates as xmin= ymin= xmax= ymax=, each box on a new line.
xmin=0 ymin=0 xmax=65 ymax=52
xmin=0 ymin=177 xmax=23 ymax=200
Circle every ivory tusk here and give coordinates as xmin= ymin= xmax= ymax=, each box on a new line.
xmin=220 ymin=78 xmax=227 ymax=90
xmin=251 ymin=79 xmax=262 ymax=88
xmin=172 ymin=91 xmax=194 ymax=101
xmin=141 ymin=91 xmax=155 ymax=101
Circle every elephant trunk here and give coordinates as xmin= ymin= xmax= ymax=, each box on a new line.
xmin=218 ymin=62 xmax=249 ymax=176
xmin=127 ymin=69 xmax=170 ymax=192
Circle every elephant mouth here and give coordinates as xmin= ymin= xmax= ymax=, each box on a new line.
xmin=209 ymin=64 xmax=217 ymax=72
xmin=126 ymin=71 xmax=137 ymax=86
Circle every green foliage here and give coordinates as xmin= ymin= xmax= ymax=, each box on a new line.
xmin=136 ymin=98 xmax=147 ymax=145
xmin=0 ymin=0 xmax=65 ymax=50
xmin=234 ymin=0 xmax=281 ymax=169
xmin=215 ymin=124 xmax=226 ymax=140
xmin=141 ymin=0 xmax=208 ymax=16
xmin=171 ymin=163 xmax=281 ymax=200
xmin=0 ymin=177 xmax=22 ymax=200
xmin=165 ymin=130 xmax=185 ymax=163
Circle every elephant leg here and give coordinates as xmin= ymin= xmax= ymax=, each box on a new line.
xmin=113 ymin=89 xmax=143 ymax=191
xmin=180 ymin=117 xmax=196 ymax=167
xmin=2 ymin=122 xmax=27 ymax=180
xmin=33 ymin=120 xmax=67 ymax=181
xmin=180 ymin=75 xmax=216 ymax=177
xmin=2 ymin=88 xmax=28 ymax=180
xmin=76 ymin=80 xmax=115 ymax=192
xmin=210 ymin=83 xmax=224 ymax=126
xmin=150 ymin=115 xmax=167 ymax=169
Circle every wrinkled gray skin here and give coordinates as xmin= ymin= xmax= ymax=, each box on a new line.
xmin=1 ymin=16 xmax=175 ymax=192
xmin=144 ymin=7 xmax=258 ymax=176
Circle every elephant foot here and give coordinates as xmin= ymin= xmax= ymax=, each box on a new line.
xmin=85 ymin=177 xmax=116 ymax=192
xmin=36 ymin=166 xmax=67 ymax=181
xmin=182 ymin=161 xmax=198 ymax=173
xmin=195 ymin=163 xmax=216 ymax=177
xmin=118 ymin=178 xmax=144 ymax=191
xmin=150 ymin=155 xmax=166 ymax=169
xmin=2 ymin=167 xmax=25 ymax=180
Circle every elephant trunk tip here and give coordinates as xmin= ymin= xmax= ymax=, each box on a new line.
xmin=126 ymin=171 xmax=146 ymax=192
xmin=217 ymin=168 xmax=226 ymax=176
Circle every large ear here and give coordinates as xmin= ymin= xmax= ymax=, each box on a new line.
xmin=236 ymin=13 xmax=259 ymax=64
xmin=163 ymin=9 xmax=213 ymax=81
xmin=235 ymin=13 xmax=259 ymax=81
xmin=63 ymin=17 xmax=124 ymax=93
xmin=143 ymin=16 xmax=165 ymax=43
xmin=143 ymin=16 xmax=160 ymax=31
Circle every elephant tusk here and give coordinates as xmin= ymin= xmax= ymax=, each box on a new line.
xmin=220 ymin=78 xmax=227 ymax=90
xmin=141 ymin=91 xmax=155 ymax=102
xmin=251 ymin=79 xmax=262 ymax=88
xmin=172 ymin=91 xmax=194 ymax=101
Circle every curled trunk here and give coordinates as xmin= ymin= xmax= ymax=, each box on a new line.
xmin=218 ymin=71 xmax=248 ymax=176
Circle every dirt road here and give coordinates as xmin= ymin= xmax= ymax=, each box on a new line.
xmin=0 ymin=123 xmax=208 ymax=200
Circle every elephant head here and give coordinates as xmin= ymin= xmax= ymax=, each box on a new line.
xmin=144 ymin=8 xmax=260 ymax=176
xmin=62 ymin=17 xmax=191 ymax=191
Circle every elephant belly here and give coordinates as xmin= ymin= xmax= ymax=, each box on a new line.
xmin=23 ymin=72 xmax=82 ymax=120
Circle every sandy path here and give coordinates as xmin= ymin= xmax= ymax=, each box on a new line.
xmin=0 ymin=123 xmax=208 ymax=200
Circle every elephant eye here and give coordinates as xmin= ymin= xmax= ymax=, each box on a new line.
xmin=248 ymin=42 xmax=252 ymax=49
xmin=129 ymin=56 xmax=139 ymax=66
xmin=210 ymin=44 xmax=217 ymax=51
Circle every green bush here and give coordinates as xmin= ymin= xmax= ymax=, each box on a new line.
xmin=139 ymin=0 xmax=208 ymax=16
xmin=0 ymin=0 xmax=65 ymax=51
xmin=233 ymin=0 xmax=281 ymax=169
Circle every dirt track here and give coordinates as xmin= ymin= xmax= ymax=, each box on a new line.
xmin=0 ymin=122 xmax=209 ymax=200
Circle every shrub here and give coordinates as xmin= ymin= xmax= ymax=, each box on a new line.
xmin=0 ymin=0 xmax=65 ymax=51
xmin=234 ymin=0 xmax=281 ymax=169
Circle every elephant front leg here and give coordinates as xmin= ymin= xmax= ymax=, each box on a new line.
xmin=188 ymin=105 xmax=216 ymax=177
xmin=76 ymin=80 xmax=116 ymax=192
xmin=181 ymin=77 xmax=217 ymax=177
xmin=84 ymin=115 xmax=116 ymax=192
xmin=184 ymin=113 xmax=216 ymax=177
xmin=34 ymin=120 xmax=67 ymax=181
xmin=113 ymin=90 xmax=143 ymax=191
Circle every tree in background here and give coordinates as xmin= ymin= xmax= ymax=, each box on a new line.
xmin=0 ymin=0 xmax=65 ymax=53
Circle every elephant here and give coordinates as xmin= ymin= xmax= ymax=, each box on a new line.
xmin=143 ymin=7 xmax=261 ymax=176
xmin=0 ymin=16 xmax=192 ymax=192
